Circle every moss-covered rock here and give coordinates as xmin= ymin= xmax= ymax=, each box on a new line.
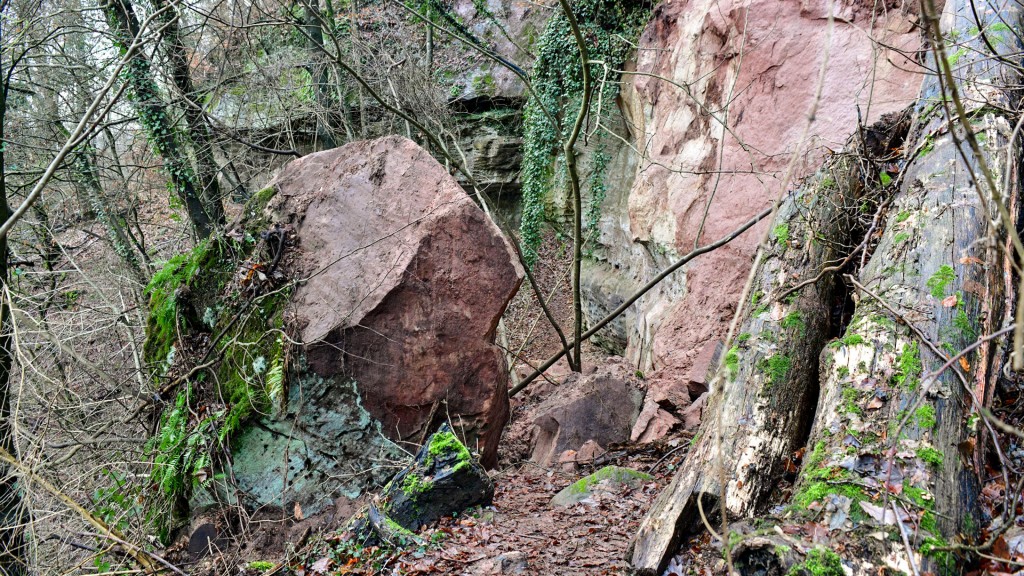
xmin=550 ymin=466 xmax=652 ymax=507
xmin=346 ymin=423 xmax=494 ymax=546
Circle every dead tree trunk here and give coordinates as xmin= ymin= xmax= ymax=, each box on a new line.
xmin=630 ymin=1 xmax=1019 ymax=573
xmin=628 ymin=152 xmax=872 ymax=573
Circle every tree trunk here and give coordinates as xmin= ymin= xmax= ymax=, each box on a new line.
xmin=151 ymin=0 xmax=226 ymax=227
xmin=0 ymin=60 xmax=27 ymax=576
xmin=629 ymin=152 xmax=869 ymax=573
xmin=629 ymin=1 xmax=1020 ymax=573
xmin=103 ymin=0 xmax=218 ymax=239
xmin=299 ymin=0 xmax=338 ymax=151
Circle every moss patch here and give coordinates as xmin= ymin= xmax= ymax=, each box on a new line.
xmin=926 ymin=265 xmax=955 ymax=298
xmin=787 ymin=547 xmax=844 ymax=576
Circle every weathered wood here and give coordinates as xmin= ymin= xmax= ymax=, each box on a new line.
xmin=729 ymin=1 xmax=1021 ymax=573
xmin=628 ymin=157 xmax=864 ymax=575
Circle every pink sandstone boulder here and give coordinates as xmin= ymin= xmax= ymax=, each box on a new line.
xmin=269 ymin=135 xmax=523 ymax=467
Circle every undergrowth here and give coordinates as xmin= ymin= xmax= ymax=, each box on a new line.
xmin=144 ymin=190 xmax=291 ymax=541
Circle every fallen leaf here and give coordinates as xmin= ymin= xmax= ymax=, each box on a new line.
xmin=294 ymin=501 xmax=304 ymax=520
xmin=960 ymin=256 xmax=984 ymax=265
xmin=859 ymin=501 xmax=911 ymax=525
xmin=942 ymin=294 xmax=958 ymax=307
xmin=310 ymin=557 xmax=333 ymax=574
xmin=959 ymin=357 xmax=970 ymax=371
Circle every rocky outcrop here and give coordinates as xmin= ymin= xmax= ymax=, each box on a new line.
xmin=582 ymin=0 xmax=923 ymax=384
xmin=271 ymin=136 xmax=523 ymax=469
xmin=184 ymin=136 xmax=522 ymax=519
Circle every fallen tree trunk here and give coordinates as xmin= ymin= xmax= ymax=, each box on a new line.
xmin=628 ymin=153 xmax=868 ymax=572
xmin=629 ymin=0 xmax=1020 ymax=573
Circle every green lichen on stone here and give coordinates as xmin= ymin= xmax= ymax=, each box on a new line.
xmin=787 ymin=547 xmax=844 ymax=576
xmin=926 ymin=265 xmax=955 ymax=298
xmin=915 ymin=405 xmax=938 ymax=429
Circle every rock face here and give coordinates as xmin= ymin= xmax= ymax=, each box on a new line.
xmin=582 ymin=0 xmax=923 ymax=385
xmin=270 ymin=136 xmax=523 ymax=469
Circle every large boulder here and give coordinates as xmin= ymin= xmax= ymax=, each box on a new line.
xmin=179 ymin=136 xmax=522 ymax=519
xmin=271 ymin=136 xmax=522 ymax=469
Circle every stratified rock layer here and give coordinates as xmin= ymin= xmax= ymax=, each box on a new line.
xmin=272 ymin=136 xmax=522 ymax=468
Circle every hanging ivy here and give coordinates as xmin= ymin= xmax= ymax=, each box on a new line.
xmin=519 ymin=0 xmax=650 ymax=264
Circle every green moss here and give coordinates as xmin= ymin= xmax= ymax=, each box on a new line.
xmin=787 ymin=547 xmax=844 ymax=576
xmin=562 ymin=466 xmax=651 ymax=497
xmin=840 ymin=387 xmax=863 ymax=416
xmin=921 ymin=536 xmax=955 ymax=575
xmin=794 ymin=480 xmax=865 ymax=512
xmin=895 ymin=211 xmax=911 ymax=223
xmin=893 ymin=231 xmax=911 ymax=244
xmin=427 ymin=430 xmax=472 ymax=472
xmin=400 ymin=473 xmax=434 ymax=497
xmin=820 ymin=175 xmax=836 ymax=190
xmin=143 ymin=240 xmax=218 ymax=368
xmin=781 ymin=311 xmax=805 ymax=336
xmin=917 ymin=446 xmax=944 ymax=468
xmin=247 ymin=561 xmax=275 ymax=572
xmin=926 ymin=265 xmax=956 ymax=298
xmin=724 ymin=346 xmax=740 ymax=381
xmin=841 ymin=333 xmax=865 ymax=346
xmin=254 ymin=186 xmax=277 ymax=206
xmin=774 ymin=223 xmax=790 ymax=245
xmin=762 ymin=355 xmax=792 ymax=388
xmin=915 ymin=405 xmax=938 ymax=429
xmin=737 ymin=332 xmax=752 ymax=342
xmin=893 ymin=341 xmax=922 ymax=391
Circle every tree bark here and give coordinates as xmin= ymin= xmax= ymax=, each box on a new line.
xmin=103 ymin=0 xmax=218 ymax=239
xmin=628 ymin=154 xmax=867 ymax=574
xmin=0 ymin=52 xmax=27 ymax=576
xmin=151 ymin=0 xmax=226 ymax=227
xmin=630 ymin=1 xmax=1020 ymax=573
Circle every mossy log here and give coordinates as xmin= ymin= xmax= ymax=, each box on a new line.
xmin=629 ymin=156 xmax=865 ymax=573
xmin=747 ymin=2 xmax=1019 ymax=571
xmin=630 ymin=1 xmax=1021 ymax=573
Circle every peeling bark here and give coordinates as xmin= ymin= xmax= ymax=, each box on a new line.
xmin=629 ymin=156 xmax=866 ymax=574
xmin=630 ymin=1 xmax=1020 ymax=573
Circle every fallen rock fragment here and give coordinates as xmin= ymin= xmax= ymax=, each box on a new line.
xmin=347 ymin=424 xmax=494 ymax=545
xmin=529 ymin=363 xmax=643 ymax=466
xmin=550 ymin=466 xmax=652 ymax=507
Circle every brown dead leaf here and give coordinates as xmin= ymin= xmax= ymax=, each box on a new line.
xmin=294 ymin=501 xmax=304 ymax=520
xmin=959 ymin=357 xmax=970 ymax=371
xmin=867 ymin=396 xmax=885 ymax=410
xmin=942 ymin=294 xmax=958 ymax=307
xmin=960 ymin=256 xmax=984 ymax=266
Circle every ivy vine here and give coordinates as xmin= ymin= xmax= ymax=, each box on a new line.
xmin=519 ymin=0 xmax=650 ymax=264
